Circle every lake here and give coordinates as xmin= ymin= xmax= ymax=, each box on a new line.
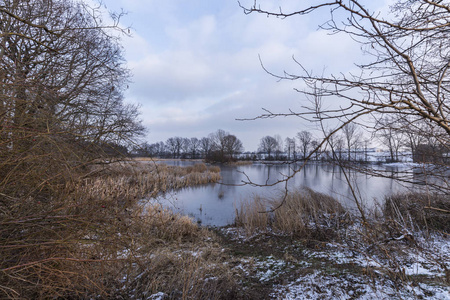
xmin=151 ymin=161 xmax=414 ymax=227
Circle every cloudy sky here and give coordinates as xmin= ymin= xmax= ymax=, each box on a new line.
xmin=100 ymin=0 xmax=388 ymax=151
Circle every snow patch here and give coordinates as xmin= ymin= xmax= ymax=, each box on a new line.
xmin=272 ymin=271 xmax=450 ymax=300
xmin=148 ymin=292 xmax=167 ymax=300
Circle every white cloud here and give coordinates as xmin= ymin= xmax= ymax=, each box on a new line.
xmin=102 ymin=0 xmax=380 ymax=150
xmin=166 ymin=15 xmax=217 ymax=50
xmin=128 ymin=51 xmax=214 ymax=102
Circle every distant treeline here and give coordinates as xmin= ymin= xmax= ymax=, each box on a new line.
xmin=132 ymin=129 xmax=243 ymax=163
xmin=132 ymin=126 xmax=449 ymax=164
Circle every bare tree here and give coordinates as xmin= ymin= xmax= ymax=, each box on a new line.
xmin=311 ymin=139 xmax=321 ymax=161
xmin=336 ymin=136 xmax=345 ymax=161
xmin=190 ymin=137 xmax=200 ymax=159
xmin=284 ymin=137 xmax=296 ymax=160
xmin=200 ymin=136 xmax=214 ymax=158
xmin=296 ymin=131 xmax=312 ymax=159
xmin=1 ymin=0 xmax=143 ymax=197
xmin=0 ymin=0 xmax=144 ymax=297
xmin=223 ymin=134 xmax=244 ymax=160
xmin=157 ymin=141 xmax=167 ymax=157
xmin=274 ymin=134 xmax=284 ymax=159
xmin=363 ymin=138 xmax=371 ymax=163
xmin=325 ymin=131 xmax=345 ymax=161
xmin=342 ymin=123 xmax=361 ymax=161
xmin=134 ymin=142 xmax=154 ymax=157
xmin=258 ymin=135 xmax=279 ymax=159
xmin=241 ymin=1 xmax=449 ymax=133
xmin=236 ymin=3 xmax=450 ymax=294
xmin=239 ymin=2 xmax=450 ymax=291
xmin=166 ymin=137 xmax=178 ymax=158
xmin=397 ymin=116 xmax=427 ymax=162
xmin=376 ymin=117 xmax=405 ymax=162
xmin=180 ymin=138 xmax=191 ymax=158
xmin=174 ymin=136 xmax=184 ymax=158
xmin=209 ymin=129 xmax=243 ymax=162
xmin=211 ymin=129 xmax=229 ymax=160
xmin=241 ymin=0 xmax=450 ymax=192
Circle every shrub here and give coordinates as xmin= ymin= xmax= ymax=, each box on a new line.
xmin=384 ymin=192 xmax=450 ymax=233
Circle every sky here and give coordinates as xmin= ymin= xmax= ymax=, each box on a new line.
xmin=99 ymin=0 xmax=389 ymax=151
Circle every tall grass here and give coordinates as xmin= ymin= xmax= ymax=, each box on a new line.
xmin=235 ymin=195 xmax=270 ymax=236
xmin=0 ymin=161 xmax=236 ymax=299
xmin=384 ymin=192 xmax=450 ymax=233
xmin=77 ymin=161 xmax=221 ymax=201
xmin=99 ymin=203 xmax=239 ymax=299
xmin=235 ymin=188 xmax=348 ymax=238
xmin=235 ymin=188 xmax=449 ymax=287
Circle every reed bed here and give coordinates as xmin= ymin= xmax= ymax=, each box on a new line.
xmin=235 ymin=188 xmax=348 ymax=238
xmin=118 ymin=249 xmax=238 ymax=299
xmin=77 ymin=162 xmax=221 ymax=201
xmin=0 ymin=161 xmax=235 ymax=299
xmin=112 ymin=204 xmax=239 ymax=299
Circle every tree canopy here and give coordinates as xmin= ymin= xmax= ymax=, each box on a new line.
xmin=0 ymin=0 xmax=143 ymax=198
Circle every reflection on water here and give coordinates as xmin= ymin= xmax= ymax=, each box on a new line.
xmin=152 ymin=162 xmax=413 ymax=227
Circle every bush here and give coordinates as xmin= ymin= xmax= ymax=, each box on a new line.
xmin=384 ymin=192 xmax=450 ymax=233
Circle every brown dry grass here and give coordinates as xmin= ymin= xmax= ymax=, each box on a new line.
xmin=384 ymin=192 xmax=450 ymax=234
xmin=235 ymin=195 xmax=270 ymax=236
xmin=271 ymin=188 xmax=348 ymax=237
xmin=235 ymin=188 xmax=349 ymax=239
xmin=80 ymin=161 xmax=221 ymax=200
xmin=88 ymin=203 xmax=240 ymax=299
xmin=0 ymin=161 xmax=240 ymax=299
xmin=113 ymin=204 xmax=240 ymax=299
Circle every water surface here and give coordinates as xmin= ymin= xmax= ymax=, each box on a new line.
xmin=152 ymin=162 xmax=413 ymax=227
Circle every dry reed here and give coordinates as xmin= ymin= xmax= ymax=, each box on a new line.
xmin=0 ymin=161 xmax=235 ymax=299
xmin=235 ymin=188 xmax=348 ymax=238
xmin=384 ymin=192 xmax=450 ymax=233
xmin=77 ymin=161 xmax=221 ymax=201
xmin=96 ymin=203 xmax=239 ymax=299
xmin=235 ymin=195 xmax=270 ymax=236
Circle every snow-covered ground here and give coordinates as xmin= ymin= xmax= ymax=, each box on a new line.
xmin=273 ymin=271 xmax=450 ymax=300
xmin=274 ymin=239 xmax=450 ymax=299
xmin=221 ymin=227 xmax=450 ymax=299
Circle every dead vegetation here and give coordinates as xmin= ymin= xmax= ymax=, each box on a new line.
xmin=235 ymin=188 xmax=349 ymax=239
xmin=234 ymin=188 xmax=450 ymax=290
xmin=384 ymin=192 xmax=450 ymax=234
xmin=0 ymin=161 xmax=244 ymax=299
xmin=79 ymin=161 xmax=222 ymax=200
xmin=1 ymin=156 xmax=448 ymax=299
